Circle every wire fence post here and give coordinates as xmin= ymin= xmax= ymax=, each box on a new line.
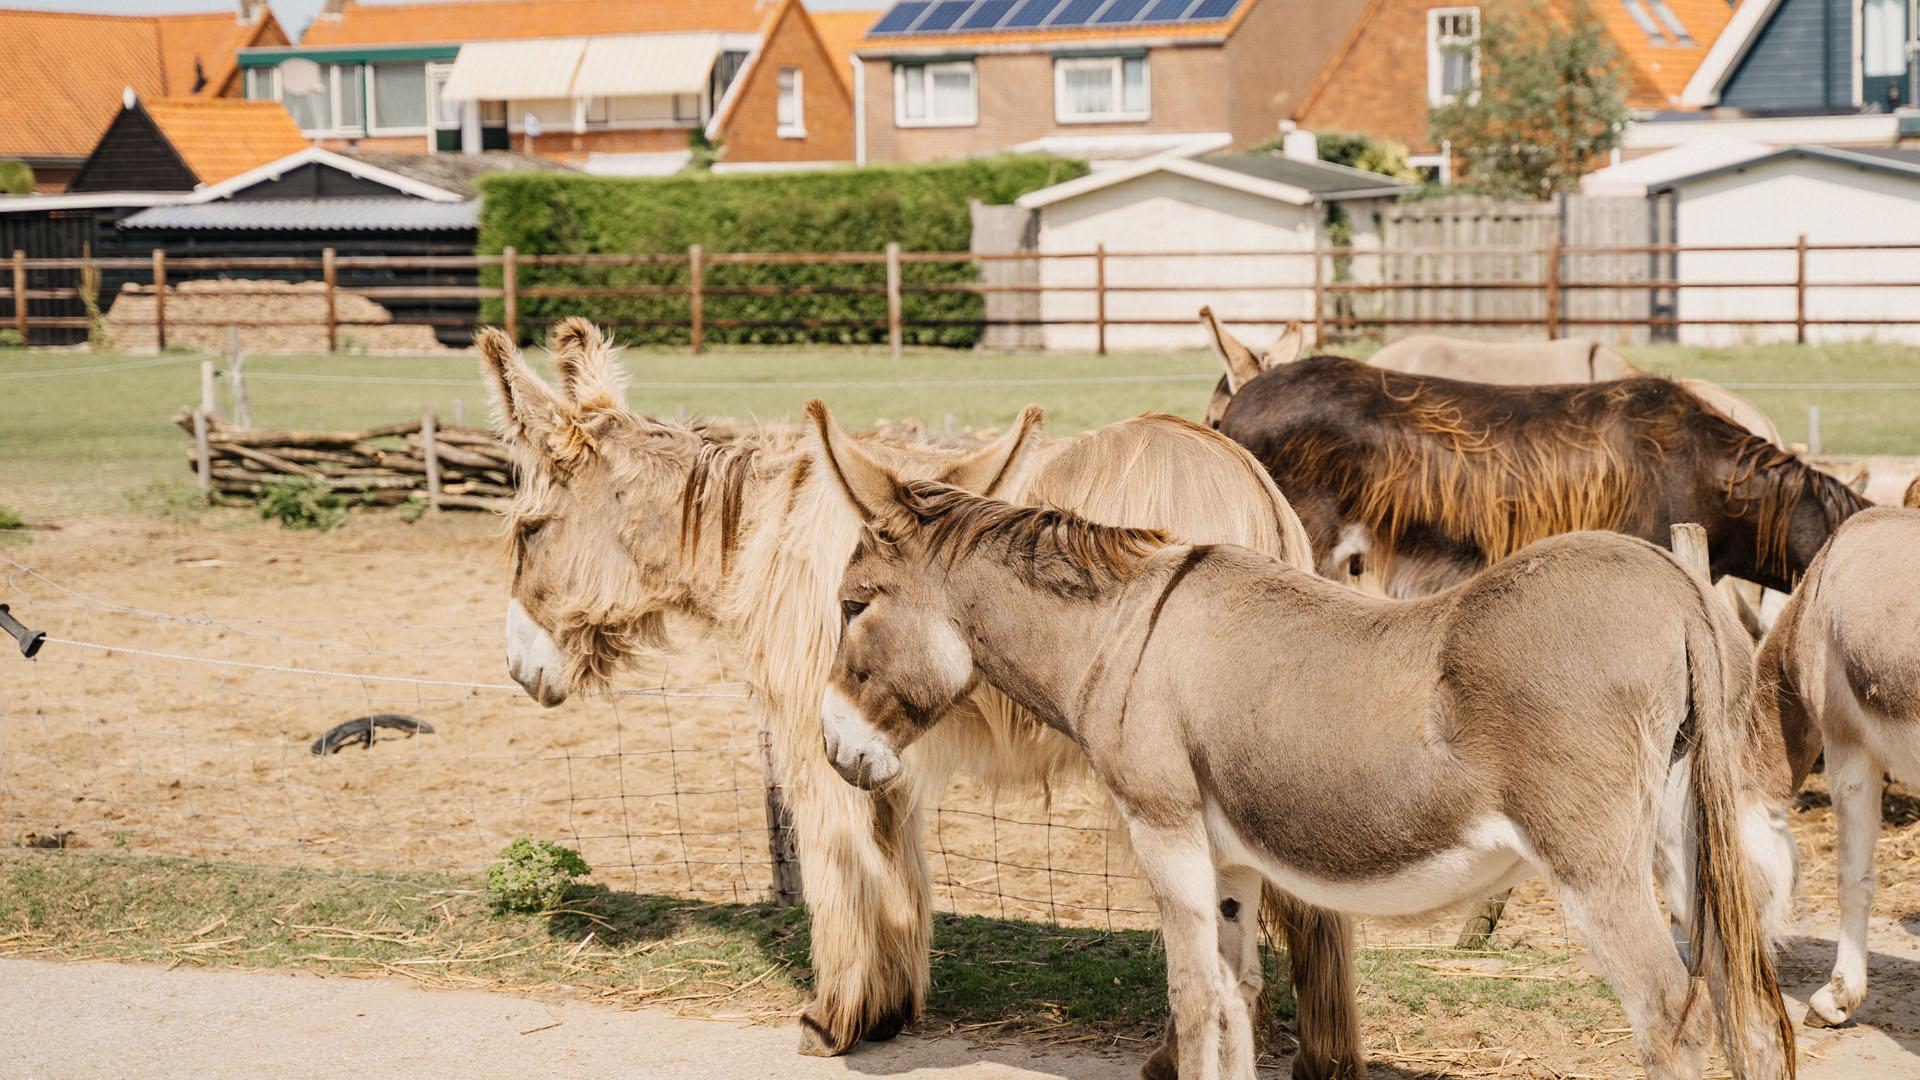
xmin=1094 ymin=243 xmax=1107 ymax=357
xmin=1311 ymin=245 xmax=1326 ymax=347
xmin=10 ymin=249 xmax=26 ymax=344
xmin=688 ymin=243 xmax=705 ymax=356
xmin=760 ymin=730 xmax=804 ymax=906
xmin=226 ymin=327 xmax=251 ymax=427
xmin=151 ymin=249 xmax=168 ymax=352
xmin=1542 ymin=237 xmax=1561 ymax=340
xmin=501 ymin=245 xmax=519 ymax=344
xmin=885 ymin=240 xmax=903 ymax=359
xmin=200 ymin=359 xmax=216 ymax=418
xmin=191 ymin=407 xmax=212 ymax=498
xmin=421 ymin=408 xmax=442 ymax=512
xmin=1794 ymin=233 xmax=1809 ymax=345
xmin=322 ymin=247 xmax=339 ymax=353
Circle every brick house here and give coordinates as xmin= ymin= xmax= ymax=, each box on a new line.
xmin=1292 ymin=0 xmax=1735 ymax=173
xmin=852 ymin=0 xmax=1370 ymax=165
xmin=0 ymin=1 xmax=289 ymax=192
xmin=706 ymin=0 xmax=882 ymax=167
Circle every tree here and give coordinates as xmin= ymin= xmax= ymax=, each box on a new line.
xmin=1429 ymin=0 xmax=1628 ymax=198
xmin=1312 ymin=131 xmax=1423 ymax=182
xmin=0 ymin=159 xmax=35 ymax=196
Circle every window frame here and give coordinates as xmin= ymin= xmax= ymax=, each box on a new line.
xmin=777 ymin=66 xmax=806 ymax=138
xmin=893 ymin=60 xmax=978 ymax=128
xmin=366 ymin=60 xmax=432 ymax=136
xmin=1426 ymin=6 xmax=1481 ymax=107
xmin=1053 ymin=54 xmax=1150 ymax=124
xmin=259 ymin=61 xmax=369 ymax=139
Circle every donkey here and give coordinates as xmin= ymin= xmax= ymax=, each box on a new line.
xmin=476 ymin=322 xmax=1364 ymax=1077
xmin=1198 ymin=318 xmax=1867 ymax=599
xmin=807 ymin=400 xmax=1797 ymax=1080
xmin=1756 ymin=507 xmax=1920 ymax=1028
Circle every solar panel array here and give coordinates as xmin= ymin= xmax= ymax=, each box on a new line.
xmin=868 ymin=0 xmax=1245 ymax=37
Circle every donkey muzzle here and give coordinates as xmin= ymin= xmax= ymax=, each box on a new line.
xmin=820 ymin=685 xmax=901 ymax=790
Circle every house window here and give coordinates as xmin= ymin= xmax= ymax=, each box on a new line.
xmin=256 ymin=59 xmax=368 ymax=136
xmin=1054 ymin=55 xmax=1149 ymax=123
xmin=428 ymin=63 xmax=460 ymax=131
xmin=1864 ymin=0 xmax=1907 ymax=78
xmin=370 ymin=61 xmax=429 ymax=131
xmin=895 ymin=60 xmax=976 ymax=127
xmin=1427 ymin=7 xmax=1480 ymax=105
xmin=778 ymin=67 xmax=805 ymax=137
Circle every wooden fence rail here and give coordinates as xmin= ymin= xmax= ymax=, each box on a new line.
xmin=7 ymin=240 xmax=1920 ymax=352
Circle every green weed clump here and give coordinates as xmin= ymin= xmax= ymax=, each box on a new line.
xmin=255 ymin=478 xmax=347 ymax=531
xmin=485 ymin=838 xmax=590 ymax=913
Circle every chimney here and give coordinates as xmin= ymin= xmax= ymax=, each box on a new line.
xmin=1278 ymin=121 xmax=1318 ymax=163
xmin=236 ymin=0 xmax=266 ymax=20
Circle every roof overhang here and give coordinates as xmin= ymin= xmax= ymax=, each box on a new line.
xmin=1016 ymin=153 xmax=1408 ymax=210
xmin=0 ymin=192 xmax=198 ymax=215
xmin=238 ymin=43 xmax=463 ymax=66
xmin=194 ymin=147 xmax=468 ymax=203
xmin=1624 ymin=111 xmax=1901 ymax=151
xmin=1678 ymin=0 xmax=1783 ymax=107
xmin=442 ymin=37 xmax=586 ymax=101
xmin=1648 ymin=144 xmax=1920 ymax=192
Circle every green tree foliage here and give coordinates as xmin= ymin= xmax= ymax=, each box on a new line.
xmin=0 ymin=160 xmax=34 ymax=196
xmin=1295 ymin=131 xmax=1422 ymax=182
xmin=1428 ymin=0 xmax=1628 ymax=198
xmin=476 ymin=156 xmax=1087 ymax=347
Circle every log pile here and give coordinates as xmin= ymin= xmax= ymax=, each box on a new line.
xmin=174 ymin=408 xmax=512 ymax=511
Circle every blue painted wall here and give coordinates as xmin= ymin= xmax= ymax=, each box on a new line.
xmin=1720 ymin=0 xmax=1853 ymax=111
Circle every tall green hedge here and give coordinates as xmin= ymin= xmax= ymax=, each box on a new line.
xmin=475 ymin=155 xmax=1087 ymax=347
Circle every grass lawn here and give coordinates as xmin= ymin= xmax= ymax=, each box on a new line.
xmin=2 ymin=340 xmax=1917 ymax=520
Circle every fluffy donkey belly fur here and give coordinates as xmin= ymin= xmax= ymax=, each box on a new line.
xmin=1202 ymin=803 xmax=1537 ymax=920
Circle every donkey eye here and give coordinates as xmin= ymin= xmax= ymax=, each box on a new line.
xmin=841 ymin=599 xmax=869 ymax=623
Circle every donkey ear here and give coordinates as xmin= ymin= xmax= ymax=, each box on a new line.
xmin=549 ymin=317 xmax=625 ymax=409
xmin=1904 ymin=475 xmax=1920 ymax=509
xmin=805 ymin=399 xmax=899 ymax=521
xmin=1261 ymin=320 xmax=1304 ymax=370
xmin=1200 ymin=306 xmax=1262 ymax=393
xmin=476 ymin=326 xmax=562 ymax=444
xmin=1845 ymin=468 xmax=1870 ymax=497
xmin=938 ymin=405 xmax=1044 ymax=498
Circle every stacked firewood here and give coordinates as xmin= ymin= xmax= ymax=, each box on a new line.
xmin=174 ymin=408 xmax=513 ymax=511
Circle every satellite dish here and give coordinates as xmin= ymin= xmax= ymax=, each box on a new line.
xmin=279 ymin=57 xmax=325 ymax=97
xmin=524 ymin=112 xmax=544 ymax=138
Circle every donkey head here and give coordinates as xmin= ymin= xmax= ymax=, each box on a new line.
xmin=1198 ymin=307 xmax=1302 ymax=427
xmin=479 ymin=319 xmax=715 ymax=706
xmin=807 ymin=400 xmax=1045 ymax=789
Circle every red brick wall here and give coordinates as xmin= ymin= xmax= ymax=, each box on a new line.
xmin=716 ymin=3 xmax=855 ymax=163
xmin=1223 ymin=0 xmax=1372 ymax=148
xmin=1296 ymin=0 xmax=1445 ymax=154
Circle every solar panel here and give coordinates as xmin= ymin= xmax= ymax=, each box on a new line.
xmin=1003 ymin=0 xmax=1063 ymax=27
xmin=1188 ymin=0 xmax=1239 ymax=20
xmin=1052 ymin=0 xmax=1108 ymax=25
xmin=1140 ymin=0 xmax=1197 ymax=21
xmin=917 ymin=0 xmax=975 ymax=32
xmin=1095 ymin=0 xmax=1156 ymax=23
xmin=869 ymin=1 xmax=932 ymax=34
xmin=959 ymin=0 xmax=1019 ymax=29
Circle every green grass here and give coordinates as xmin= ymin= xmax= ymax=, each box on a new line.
xmin=3 ymin=340 xmax=1916 ymax=519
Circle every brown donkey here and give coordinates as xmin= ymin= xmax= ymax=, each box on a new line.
xmin=808 ymin=400 xmax=1798 ymax=1080
xmin=475 ymin=323 xmax=1364 ymax=1077
xmin=1757 ymin=507 xmax=1920 ymax=1027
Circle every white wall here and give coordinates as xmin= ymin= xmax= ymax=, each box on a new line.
xmin=1034 ymin=173 xmax=1321 ymax=352
xmin=1674 ymin=157 xmax=1920 ymax=345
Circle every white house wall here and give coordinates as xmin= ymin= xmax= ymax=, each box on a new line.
xmin=1035 ymin=173 xmax=1320 ymax=352
xmin=1674 ymin=158 xmax=1920 ymax=345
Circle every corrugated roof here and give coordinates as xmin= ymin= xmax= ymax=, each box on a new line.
xmin=0 ymin=7 xmax=285 ymax=162
xmin=144 ymin=99 xmax=311 ymax=186
xmin=1205 ymin=154 xmax=1416 ymax=195
xmin=121 ymin=197 xmax=481 ymax=232
xmin=301 ymin=0 xmax=767 ymax=46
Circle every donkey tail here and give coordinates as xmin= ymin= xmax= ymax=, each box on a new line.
xmin=1686 ymin=607 xmax=1796 ymax=1078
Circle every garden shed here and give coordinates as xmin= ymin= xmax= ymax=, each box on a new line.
xmin=1015 ymin=153 xmax=1412 ymax=351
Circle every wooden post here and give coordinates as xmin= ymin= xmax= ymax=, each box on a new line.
xmin=421 ymin=408 xmax=442 ymax=512
xmin=885 ymin=241 xmax=903 ymax=359
xmin=1669 ymin=522 xmax=1712 ymax=586
xmin=688 ymin=243 xmax=704 ymax=355
xmin=1310 ymin=245 xmax=1326 ymax=348
xmin=1807 ymin=404 xmax=1823 ymax=455
xmin=501 ymin=245 xmax=519 ymax=344
xmin=200 ymin=359 xmax=216 ymax=418
xmin=1456 ymin=892 xmax=1510 ymax=950
xmin=10 ymin=250 xmax=25 ymax=343
xmin=1794 ymin=233 xmax=1809 ymax=345
xmin=151 ymin=249 xmax=168 ymax=352
xmin=226 ymin=327 xmax=251 ymax=428
xmin=192 ymin=407 xmax=212 ymax=497
xmin=451 ymin=398 xmax=465 ymax=426
xmin=761 ymin=729 xmax=804 ymax=906
xmin=1093 ymin=243 xmax=1107 ymax=357
xmin=1542 ymin=237 xmax=1561 ymax=340
xmin=322 ymin=247 xmax=339 ymax=353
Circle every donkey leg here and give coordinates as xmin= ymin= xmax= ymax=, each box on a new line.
xmin=1214 ymin=866 xmax=1264 ymax=1079
xmin=1263 ymin=888 xmax=1364 ymax=1080
xmin=1562 ymin=885 xmax=1709 ymax=1079
xmin=1808 ymin=740 xmax=1882 ymax=1027
xmin=791 ymin=760 xmax=931 ymax=1056
xmin=1130 ymin=821 xmax=1234 ymax=1080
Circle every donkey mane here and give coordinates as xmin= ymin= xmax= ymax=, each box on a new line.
xmin=1725 ymin=435 xmax=1869 ymax=583
xmin=897 ymin=481 xmax=1173 ymax=592
xmin=677 ymin=437 xmax=760 ymax=579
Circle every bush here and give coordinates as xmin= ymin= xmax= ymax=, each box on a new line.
xmin=485 ymin=838 xmax=591 ymax=913
xmin=0 ymin=160 xmax=33 ymax=196
xmin=0 ymin=329 xmax=23 ymax=349
xmin=255 ymin=478 xmax=348 ymax=531
xmin=476 ymin=155 xmax=1087 ymax=347
xmin=0 ymin=504 xmax=21 ymax=530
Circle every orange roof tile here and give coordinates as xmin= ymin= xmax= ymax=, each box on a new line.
xmin=144 ymin=98 xmax=311 ymax=185
xmin=856 ymin=0 xmax=1254 ymax=52
xmin=301 ymin=0 xmax=770 ymax=46
xmin=0 ymin=7 xmax=283 ymax=162
xmin=810 ymin=7 xmax=883 ymax=91
xmin=1586 ymin=0 xmax=1734 ymax=108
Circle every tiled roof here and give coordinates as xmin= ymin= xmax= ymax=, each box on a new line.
xmin=1590 ymin=0 xmax=1735 ymax=107
xmin=856 ymin=0 xmax=1254 ymax=52
xmin=0 ymin=8 xmax=283 ymax=162
xmin=145 ymin=99 xmax=311 ymax=186
xmin=810 ymin=7 xmax=884 ymax=92
xmin=122 ymin=197 xmax=481 ymax=232
xmin=300 ymin=0 xmax=769 ymax=46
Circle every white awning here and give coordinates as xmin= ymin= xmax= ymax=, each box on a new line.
xmin=441 ymin=38 xmax=586 ymax=102
xmin=573 ymin=33 xmax=724 ymax=98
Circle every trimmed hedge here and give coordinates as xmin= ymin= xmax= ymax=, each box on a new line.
xmin=475 ymin=155 xmax=1087 ymax=347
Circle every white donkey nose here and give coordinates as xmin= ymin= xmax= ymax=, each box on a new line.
xmin=506 ymin=599 xmax=570 ymax=707
xmin=819 ymin=685 xmax=900 ymax=789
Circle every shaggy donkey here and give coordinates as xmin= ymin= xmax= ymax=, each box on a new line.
xmin=476 ymin=323 xmax=1364 ymax=1076
xmin=1756 ymin=507 xmax=1920 ymax=1027
xmin=808 ymin=400 xmax=1798 ymax=1080
xmin=1198 ymin=314 xmax=1866 ymax=599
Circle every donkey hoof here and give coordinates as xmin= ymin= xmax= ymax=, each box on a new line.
xmin=863 ymin=1002 xmax=912 ymax=1043
xmin=797 ymin=1006 xmax=854 ymax=1057
xmin=1805 ymin=983 xmax=1857 ymax=1028
xmin=1138 ymin=1041 xmax=1178 ymax=1080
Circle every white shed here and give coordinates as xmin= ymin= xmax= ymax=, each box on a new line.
xmin=1015 ymin=154 xmax=1413 ymax=351
xmin=1649 ymin=146 xmax=1920 ymax=345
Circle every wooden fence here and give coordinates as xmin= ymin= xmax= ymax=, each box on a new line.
xmin=7 ymin=240 xmax=1920 ymax=355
